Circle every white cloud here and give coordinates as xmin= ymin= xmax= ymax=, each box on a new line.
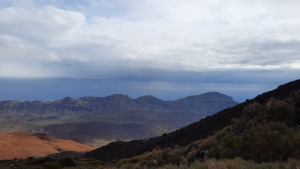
xmin=0 ymin=4 xmax=86 ymax=45
xmin=0 ymin=35 xmax=59 ymax=61
xmin=0 ymin=35 xmax=62 ymax=78
xmin=0 ymin=0 xmax=299 ymax=78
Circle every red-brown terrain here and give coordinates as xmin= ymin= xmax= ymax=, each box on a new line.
xmin=0 ymin=132 xmax=92 ymax=160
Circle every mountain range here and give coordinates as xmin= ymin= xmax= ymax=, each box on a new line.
xmin=0 ymin=92 xmax=236 ymax=114
xmin=0 ymin=92 xmax=237 ymax=145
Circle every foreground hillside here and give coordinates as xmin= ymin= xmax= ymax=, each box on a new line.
xmin=0 ymin=92 xmax=237 ymax=145
xmin=0 ymin=132 xmax=92 ymax=160
xmin=106 ymin=91 xmax=300 ymax=168
xmin=87 ymin=79 xmax=300 ymax=162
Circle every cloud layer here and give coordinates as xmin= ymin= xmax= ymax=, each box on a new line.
xmin=1 ymin=0 xmax=299 ymax=78
xmin=0 ymin=0 xmax=299 ymax=101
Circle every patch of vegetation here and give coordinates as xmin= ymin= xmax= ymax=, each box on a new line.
xmin=202 ymin=90 xmax=300 ymax=162
xmin=115 ymin=147 xmax=184 ymax=168
xmin=26 ymin=157 xmax=55 ymax=165
xmin=207 ymin=121 xmax=300 ymax=161
xmin=0 ymin=157 xmax=103 ymax=169
xmin=160 ymin=158 xmax=300 ymax=169
xmin=43 ymin=162 xmax=62 ymax=169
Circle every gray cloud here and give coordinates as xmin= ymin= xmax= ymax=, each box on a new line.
xmin=0 ymin=69 xmax=299 ymax=102
xmin=0 ymin=0 xmax=299 ymax=78
xmin=1 ymin=69 xmax=297 ymax=102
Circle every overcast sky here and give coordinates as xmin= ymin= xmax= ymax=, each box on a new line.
xmin=0 ymin=0 xmax=299 ymax=102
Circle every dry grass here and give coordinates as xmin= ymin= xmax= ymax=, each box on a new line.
xmin=2 ymin=156 xmax=299 ymax=169
xmin=160 ymin=158 xmax=300 ymax=169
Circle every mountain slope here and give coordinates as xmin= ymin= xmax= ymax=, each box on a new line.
xmin=0 ymin=132 xmax=92 ymax=160
xmin=86 ymin=79 xmax=300 ymax=162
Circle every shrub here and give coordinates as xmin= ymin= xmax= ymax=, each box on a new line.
xmin=43 ymin=162 xmax=62 ymax=169
xmin=267 ymin=98 xmax=295 ymax=126
xmin=293 ymin=90 xmax=300 ymax=107
xmin=27 ymin=157 xmax=55 ymax=165
xmin=218 ymin=122 xmax=300 ymax=162
xmin=200 ymin=136 xmax=218 ymax=150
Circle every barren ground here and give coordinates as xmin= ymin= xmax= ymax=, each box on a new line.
xmin=0 ymin=132 xmax=92 ymax=160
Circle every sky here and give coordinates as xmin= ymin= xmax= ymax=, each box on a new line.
xmin=0 ymin=0 xmax=299 ymax=102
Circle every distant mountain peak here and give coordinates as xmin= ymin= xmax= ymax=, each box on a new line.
xmin=202 ymin=91 xmax=229 ymax=96
xmin=183 ymin=92 xmax=233 ymax=99
xmin=62 ymin=97 xmax=74 ymax=102
xmin=136 ymin=95 xmax=161 ymax=101
xmin=107 ymin=94 xmax=130 ymax=98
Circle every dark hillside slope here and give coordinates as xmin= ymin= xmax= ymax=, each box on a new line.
xmin=86 ymin=79 xmax=300 ymax=162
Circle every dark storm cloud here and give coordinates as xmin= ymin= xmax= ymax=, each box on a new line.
xmin=1 ymin=69 xmax=298 ymax=102
xmin=100 ymin=68 xmax=298 ymax=85
xmin=237 ymin=40 xmax=300 ymax=66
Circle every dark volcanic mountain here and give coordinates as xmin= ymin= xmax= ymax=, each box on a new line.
xmin=0 ymin=92 xmax=237 ymax=145
xmin=86 ymin=79 xmax=300 ymax=162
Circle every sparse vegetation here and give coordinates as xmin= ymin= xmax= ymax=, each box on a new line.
xmin=115 ymin=147 xmax=184 ymax=168
xmin=160 ymin=158 xmax=300 ymax=169
xmin=208 ymin=121 xmax=300 ymax=161
xmin=0 ymin=157 xmax=103 ymax=169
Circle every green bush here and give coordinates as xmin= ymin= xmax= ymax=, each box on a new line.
xmin=217 ymin=122 xmax=300 ymax=162
xmin=267 ymin=98 xmax=295 ymax=126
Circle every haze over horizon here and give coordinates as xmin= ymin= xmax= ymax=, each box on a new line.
xmin=0 ymin=0 xmax=299 ymax=102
